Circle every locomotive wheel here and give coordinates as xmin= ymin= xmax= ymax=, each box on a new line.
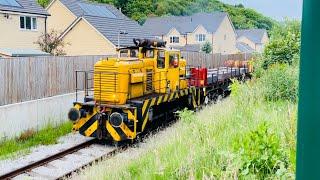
xmin=204 ymin=96 xmax=210 ymax=105
xmin=214 ymin=95 xmax=223 ymax=104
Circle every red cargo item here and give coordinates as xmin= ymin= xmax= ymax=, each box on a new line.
xmin=189 ymin=67 xmax=208 ymax=87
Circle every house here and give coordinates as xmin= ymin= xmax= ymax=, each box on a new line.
xmin=0 ymin=0 xmax=50 ymax=49
xmin=236 ymin=29 xmax=269 ymax=53
xmin=143 ymin=12 xmax=238 ymax=54
xmin=46 ymin=0 xmax=152 ymax=55
xmin=236 ymin=42 xmax=254 ymax=53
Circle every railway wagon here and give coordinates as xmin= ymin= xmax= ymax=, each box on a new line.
xmin=68 ymin=39 xmax=252 ymax=142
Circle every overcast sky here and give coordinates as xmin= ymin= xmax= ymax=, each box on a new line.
xmin=220 ymin=0 xmax=303 ymax=21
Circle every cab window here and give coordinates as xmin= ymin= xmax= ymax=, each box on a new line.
xmin=157 ymin=51 xmax=165 ymax=69
xmin=130 ymin=49 xmax=138 ymax=58
xmin=169 ymin=53 xmax=179 ymax=68
xmin=120 ymin=49 xmax=128 ymax=57
xmin=145 ymin=50 xmax=154 ymax=58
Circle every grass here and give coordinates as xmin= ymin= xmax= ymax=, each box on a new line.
xmin=74 ymin=78 xmax=297 ymax=179
xmin=0 ymin=121 xmax=72 ymax=160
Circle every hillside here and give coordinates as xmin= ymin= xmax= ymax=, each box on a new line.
xmin=38 ymin=0 xmax=276 ymax=30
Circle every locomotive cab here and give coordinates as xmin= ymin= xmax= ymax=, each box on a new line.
xmin=93 ymin=45 xmax=187 ymax=105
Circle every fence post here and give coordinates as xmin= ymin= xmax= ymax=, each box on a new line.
xmin=297 ymin=0 xmax=320 ymax=179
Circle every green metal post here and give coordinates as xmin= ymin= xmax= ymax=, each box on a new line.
xmin=297 ymin=0 xmax=320 ymax=179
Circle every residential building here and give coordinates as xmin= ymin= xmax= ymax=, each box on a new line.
xmin=236 ymin=42 xmax=255 ymax=53
xmin=236 ymin=29 xmax=269 ymax=53
xmin=143 ymin=12 xmax=238 ymax=54
xmin=46 ymin=0 xmax=152 ymax=55
xmin=0 ymin=0 xmax=50 ymax=49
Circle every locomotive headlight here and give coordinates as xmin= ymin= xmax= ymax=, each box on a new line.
xmin=109 ymin=112 xmax=123 ymax=127
xmin=68 ymin=108 xmax=81 ymax=122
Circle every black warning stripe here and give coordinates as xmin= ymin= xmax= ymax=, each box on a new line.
xmin=90 ymin=130 xmax=97 ymax=137
xmin=169 ymin=92 xmax=175 ymax=101
xmin=113 ymin=126 xmax=127 ymax=140
xmin=142 ymin=99 xmax=152 ymax=122
xmin=157 ymin=95 xmax=163 ymax=105
xmin=143 ymin=97 xmax=159 ymax=119
xmin=79 ymin=114 xmax=97 ymax=135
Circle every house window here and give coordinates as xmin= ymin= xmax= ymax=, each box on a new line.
xmin=26 ymin=17 xmax=31 ymax=29
xmin=20 ymin=16 xmax=25 ymax=29
xmin=224 ymin=34 xmax=227 ymax=40
xmin=196 ymin=34 xmax=206 ymax=42
xmin=170 ymin=36 xmax=179 ymax=44
xmin=20 ymin=16 xmax=37 ymax=30
xmin=32 ymin=17 xmax=37 ymax=30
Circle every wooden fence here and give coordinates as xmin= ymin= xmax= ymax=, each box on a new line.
xmin=0 ymin=55 xmax=109 ymax=106
xmin=0 ymin=52 xmax=253 ymax=106
xmin=181 ymin=51 xmax=253 ymax=68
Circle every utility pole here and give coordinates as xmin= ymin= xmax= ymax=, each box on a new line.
xmin=297 ymin=0 xmax=320 ymax=179
xmin=117 ymin=30 xmax=128 ymax=58
xmin=117 ymin=30 xmax=128 ymax=49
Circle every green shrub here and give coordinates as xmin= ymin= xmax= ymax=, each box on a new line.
xmin=262 ymin=20 xmax=301 ymax=68
xmin=233 ymin=123 xmax=289 ymax=179
xmin=201 ymin=41 xmax=213 ymax=54
xmin=177 ymin=109 xmax=195 ymax=124
xmin=258 ymin=64 xmax=298 ymax=102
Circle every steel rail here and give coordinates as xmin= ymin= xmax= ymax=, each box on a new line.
xmin=58 ymin=144 xmax=129 ymax=180
xmin=1 ymin=102 xmax=192 ymax=179
xmin=0 ymin=139 xmax=97 ymax=179
xmin=59 ymin=120 xmax=178 ymax=179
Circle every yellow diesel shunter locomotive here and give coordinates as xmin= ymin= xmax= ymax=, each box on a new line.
xmin=68 ymin=39 xmax=200 ymax=141
xmin=68 ymin=39 xmax=252 ymax=142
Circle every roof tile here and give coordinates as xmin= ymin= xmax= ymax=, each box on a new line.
xmin=236 ymin=29 xmax=267 ymax=44
xmin=83 ymin=15 xmax=153 ymax=46
xmin=60 ymin=0 xmax=151 ymax=46
xmin=0 ymin=0 xmax=49 ymax=16
xmin=143 ymin=12 xmax=228 ymax=35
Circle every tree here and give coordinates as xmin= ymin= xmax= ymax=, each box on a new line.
xmin=263 ymin=20 xmax=301 ymax=68
xmin=235 ymin=4 xmax=244 ymax=8
xmin=201 ymin=41 xmax=212 ymax=54
xmin=35 ymin=30 xmax=69 ymax=56
xmin=37 ymin=0 xmax=276 ymax=31
xmin=37 ymin=0 xmax=50 ymax=7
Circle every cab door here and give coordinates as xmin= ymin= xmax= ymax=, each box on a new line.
xmin=166 ymin=52 xmax=180 ymax=92
xmin=154 ymin=50 xmax=167 ymax=93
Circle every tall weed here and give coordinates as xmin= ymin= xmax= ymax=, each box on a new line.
xmin=233 ymin=123 xmax=289 ymax=179
xmin=258 ymin=64 xmax=298 ymax=102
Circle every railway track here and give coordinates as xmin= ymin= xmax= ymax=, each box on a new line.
xmin=0 ymin=94 xmax=228 ymax=180
xmin=0 ymin=139 xmax=128 ymax=179
xmin=0 ymin=119 xmax=176 ymax=180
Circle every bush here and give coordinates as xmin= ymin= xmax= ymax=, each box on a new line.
xmin=35 ymin=29 xmax=69 ymax=56
xmin=177 ymin=109 xmax=195 ymax=123
xmin=233 ymin=123 xmax=289 ymax=179
xmin=201 ymin=41 xmax=213 ymax=54
xmin=263 ymin=20 xmax=301 ymax=68
xmin=258 ymin=64 xmax=299 ymax=102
